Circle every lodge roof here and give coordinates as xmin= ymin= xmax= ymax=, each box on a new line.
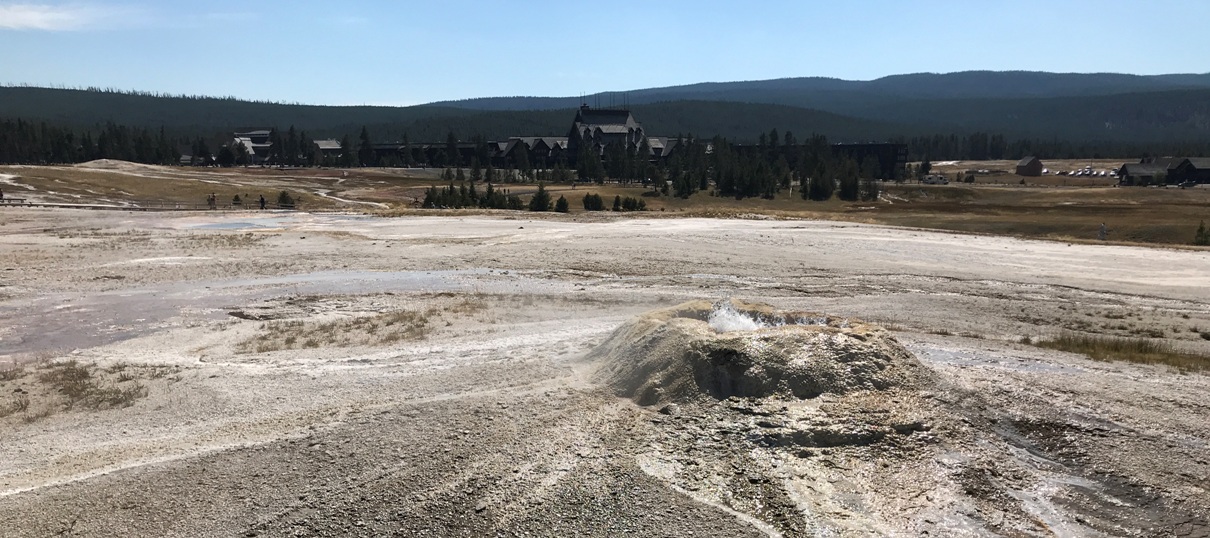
xmin=1120 ymin=163 xmax=1167 ymax=176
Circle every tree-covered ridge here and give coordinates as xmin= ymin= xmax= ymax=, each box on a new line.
xmin=433 ymin=71 xmax=1210 ymax=110
xmin=4 ymin=80 xmax=1210 ymax=149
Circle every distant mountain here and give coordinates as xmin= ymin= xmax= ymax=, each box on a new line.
xmin=429 ymin=71 xmax=1210 ymax=111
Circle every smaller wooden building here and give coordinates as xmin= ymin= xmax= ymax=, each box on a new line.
xmin=1015 ymin=156 xmax=1043 ymax=177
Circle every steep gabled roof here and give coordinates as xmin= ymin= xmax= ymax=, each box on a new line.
xmin=1016 ymin=156 xmax=1040 ymax=167
xmin=1185 ymin=158 xmax=1210 ymax=169
xmin=502 ymin=138 xmax=525 ymax=156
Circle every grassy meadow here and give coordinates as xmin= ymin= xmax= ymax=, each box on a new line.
xmin=3 ymin=162 xmax=1208 ymax=246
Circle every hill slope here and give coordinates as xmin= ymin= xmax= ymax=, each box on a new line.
xmin=0 ymin=87 xmax=898 ymax=143
xmin=432 ymin=71 xmax=1210 ymax=110
xmin=4 ymin=70 xmax=1210 ymax=145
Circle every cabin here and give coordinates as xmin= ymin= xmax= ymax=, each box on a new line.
xmin=1117 ymin=163 xmax=1168 ymax=185
xmin=1169 ymin=158 xmax=1210 ymax=184
xmin=1118 ymin=157 xmax=1210 ymax=185
xmin=1015 ymin=156 xmax=1043 ymax=177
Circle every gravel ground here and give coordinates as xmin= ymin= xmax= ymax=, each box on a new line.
xmin=0 ymin=208 xmax=1207 ymax=536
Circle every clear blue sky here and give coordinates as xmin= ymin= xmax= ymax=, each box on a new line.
xmin=2 ymin=0 xmax=1208 ymax=106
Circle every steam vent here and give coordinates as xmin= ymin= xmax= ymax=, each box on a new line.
xmin=590 ymin=300 xmax=932 ymax=405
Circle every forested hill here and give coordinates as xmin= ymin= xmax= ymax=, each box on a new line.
xmin=433 ymin=71 xmax=1210 ymax=110
xmin=0 ymin=87 xmax=895 ymax=142
xmin=4 ymin=71 xmax=1210 ymax=145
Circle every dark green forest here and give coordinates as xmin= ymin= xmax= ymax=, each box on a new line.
xmin=3 ymin=70 xmax=1210 ymax=167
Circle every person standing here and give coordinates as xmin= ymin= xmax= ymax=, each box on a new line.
xmin=1098 ymin=223 xmax=1108 ymax=241
xmin=258 ymin=195 xmax=266 ymax=210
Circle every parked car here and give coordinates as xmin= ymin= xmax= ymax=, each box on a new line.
xmin=1179 ymin=181 xmax=1198 ymax=189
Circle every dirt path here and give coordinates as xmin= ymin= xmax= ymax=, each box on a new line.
xmin=0 ymin=209 xmax=1206 ymax=536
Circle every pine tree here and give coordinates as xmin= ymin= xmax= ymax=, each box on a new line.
xmin=514 ymin=145 xmax=531 ymax=181
xmin=401 ymin=133 xmax=414 ymax=167
xmin=838 ymin=158 xmax=861 ymax=201
xmin=528 ymin=183 xmax=552 ymax=211
xmin=267 ymin=128 xmax=282 ymax=165
xmin=339 ymin=135 xmax=357 ymax=168
xmin=445 ymin=131 xmax=460 ymax=167
xmin=860 ymin=175 xmax=881 ymax=201
xmin=1195 ymin=220 xmax=1210 ymax=246
xmin=285 ymin=126 xmax=299 ymax=166
xmin=555 ymin=195 xmax=569 ymax=213
xmin=216 ymin=145 xmax=235 ymax=167
xmin=470 ymin=158 xmax=482 ymax=182
xmin=918 ymin=157 xmax=932 ymax=179
xmin=612 ymin=195 xmax=622 ymax=212
xmin=358 ymin=126 xmax=374 ymax=167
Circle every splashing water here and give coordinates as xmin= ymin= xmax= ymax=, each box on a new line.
xmin=708 ymin=302 xmax=768 ymax=333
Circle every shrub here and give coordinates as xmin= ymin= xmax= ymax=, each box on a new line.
xmin=615 ymin=196 xmax=647 ymax=212
xmin=1195 ymin=220 xmax=1210 ymax=246
xmin=277 ymin=191 xmax=296 ymax=207
xmin=554 ymin=195 xmax=569 ymax=213
xmin=582 ymin=193 xmax=606 ymax=211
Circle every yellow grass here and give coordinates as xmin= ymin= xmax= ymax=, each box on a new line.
xmin=1035 ymin=331 xmax=1208 ymax=372
xmin=6 ymin=162 xmax=1209 ymax=246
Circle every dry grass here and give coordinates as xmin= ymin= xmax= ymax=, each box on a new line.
xmin=8 ymin=162 xmax=1208 ymax=246
xmin=173 ymin=232 xmax=265 ymax=249
xmin=0 ymin=358 xmax=170 ymax=423
xmin=860 ymin=185 xmax=1210 ymax=246
xmin=38 ymin=360 xmax=149 ymax=410
xmin=240 ymin=309 xmax=435 ymax=353
xmin=383 ymin=180 xmax=1210 ymax=246
xmin=0 ymin=363 xmax=27 ymax=382
xmin=0 ymin=165 xmax=350 ymax=209
xmin=1034 ymin=331 xmax=1208 ymax=372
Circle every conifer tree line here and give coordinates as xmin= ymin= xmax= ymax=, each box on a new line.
xmin=0 ymin=119 xmax=178 ymax=165
xmin=4 ymin=115 xmax=1206 ymax=192
xmin=894 ymin=132 xmax=1210 ymax=162
xmin=660 ymin=131 xmax=882 ymax=202
xmin=420 ymin=182 xmax=526 ymax=210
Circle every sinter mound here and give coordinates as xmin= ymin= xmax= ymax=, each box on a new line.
xmin=590 ymin=300 xmax=930 ymax=405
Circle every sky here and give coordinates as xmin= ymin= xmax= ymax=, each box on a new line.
xmin=2 ymin=0 xmax=1209 ymax=106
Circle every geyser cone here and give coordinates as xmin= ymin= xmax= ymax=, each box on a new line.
xmin=589 ymin=300 xmax=931 ymax=405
